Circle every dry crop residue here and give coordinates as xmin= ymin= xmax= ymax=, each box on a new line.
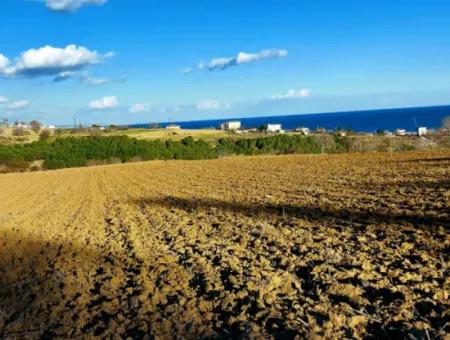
xmin=0 ymin=151 xmax=449 ymax=339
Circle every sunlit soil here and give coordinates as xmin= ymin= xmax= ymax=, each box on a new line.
xmin=0 ymin=151 xmax=449 ymax=338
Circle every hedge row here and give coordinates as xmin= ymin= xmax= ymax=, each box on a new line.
xmin=0 ymin=135 xmax=347 ymax=171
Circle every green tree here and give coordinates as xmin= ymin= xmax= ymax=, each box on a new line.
xmin=30 ymin=120 xmax=42 ymax=133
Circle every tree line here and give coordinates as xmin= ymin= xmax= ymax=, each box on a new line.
xmin=0 ymin=135 xmax=348 ymax=172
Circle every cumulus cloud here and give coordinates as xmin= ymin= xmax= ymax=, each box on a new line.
xmin=270 ymin=88 xmax=311 ymax=100
xmin=89 ymin=96 xmax=118 ymax=109
xmin=0 ymin=45 xmax=112 ymax=79
xmin=7 ymin=100 xmax=30 ymax=110
xmin=197 ymin=49 xmax=288 ymax=72
xmin=45 ymin=0 xmax=107 ymax=12
xmin=0 ymin=54 xmax=12 ymax=75
xmin=129 ymin=103 xmax=151 ymax=113
xmin=196 ymin=99 xmax=231 ymax=111
xmin=0 ymin=96 xmax=7 ymax=104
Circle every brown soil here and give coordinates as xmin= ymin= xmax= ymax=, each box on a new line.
xmin=0 ymin=151 xmax=449 ymax=339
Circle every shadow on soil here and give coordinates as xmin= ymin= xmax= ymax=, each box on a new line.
xmin=370 ymin=178 xmax=450 ymax=191
xmin=0 ymin=234 xmax=158 ymax=338
xmin=0 ymin=236 xmax=148 ymax=338
xmin=402 ymin=157 xmax=450 ymax=163
xmin=134 ymin=195 xmax=450 ymax=228
xmin=0 ymin=237 xmax=102 ymax=338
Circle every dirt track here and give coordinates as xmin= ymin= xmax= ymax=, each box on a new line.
xmin=0 ymin=151 xmax=449 ymax=339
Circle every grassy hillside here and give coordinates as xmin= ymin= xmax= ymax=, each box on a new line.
xmin=0 ymin=127 xmax=40 ymax=143
xmin=0 ymin=127 xmax=233 ymax=144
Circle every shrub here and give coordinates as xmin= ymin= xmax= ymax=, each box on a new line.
xmin=30 ymin=120 xmax=42 ymax=133
xmin=442 ymin=116 xmax=450 ymax=130
xmin=39 ymin=130 xmax=52 ymax=141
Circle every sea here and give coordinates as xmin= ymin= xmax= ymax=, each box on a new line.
xmin=132 ymin=105 xmax=450 ymax=133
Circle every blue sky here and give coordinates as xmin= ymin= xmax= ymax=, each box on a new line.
xmin=1 ymin=0 xmax=450 ymax=125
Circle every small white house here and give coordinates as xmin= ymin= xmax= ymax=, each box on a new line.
xmin=296 ymin=127 xmax=311 ymax=135
xmin=16 ymin=123 xmax=29 ymax=129
xmin=46 ymin=125 xmax=56 ymax=130
xmin=220 ymin=121 xmax=241 ymax=131
xmin=395 ymin=129 xmax=406 ymax=136
xmin=266 ymin=124 xmax=284 ymax=133
xmin=166 ymin=124 xmax=181 ymax=130
xmin=417 ymin=127 xmax=427 ymax=136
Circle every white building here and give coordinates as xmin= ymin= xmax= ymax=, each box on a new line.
xmin=220 ymin=121 xmax=241 ymax=131
xmin=266 ymin=124 xmax=284 ymax=133
xmin=295 ymin=127 xmax=311 ymax=135
xmin=395 ymin=129 xmax=406 ymax=136
xmin=417 ymin=127 xmax=427 ymax=136
xmin=46 ymin=125 xmax=56 ymax=130
xmin=166 ymin=124 xmax=181 ymax=130
xmin=16 ymin=123 xmax=29 ymax=129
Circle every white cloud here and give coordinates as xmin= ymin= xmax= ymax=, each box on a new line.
xmin=197 ymin=48 xmax=288 ymax=72
xmin=129 ymin=103 xmax=151 ymax=113
xmin=0 ymin=54 xmax=12 ymax=75
xmin=7 ymin=100 xmax=30 ymax=110
xmin=180 ymin=67 xmax=193 ymax=75
xmin=270 ymin=88 xmax=311 ymax=100
xmin=0 ymin=96 xmax=7 ymax=104
xmin=80 ymin=73 xmax=110 ymax=86
xmin=0 ymin=45 xmax=112 ymax=79
xmin=45 ymin=0 xmax=107 ymax=12
xmin=84 ymin=77 xmax=109 ymax=86
xmin=54 ymin=71 xmax=76 ymax=82
xmin=89 ymin=96 xmax=118 ymax=109
xmin=196 ymin=99 xmax=231 ymax=111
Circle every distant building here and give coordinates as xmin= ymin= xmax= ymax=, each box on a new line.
xmin=266 ymin=124 xmax=284 ymax=133
xmin=417 ymin=127 xmax=427 ymax=136
xmin=46 ymin=125 xmax=56 ymax=130
xmin=295 ymin=127 xmax=311 ymax=135
xmin=315 ymin=128 xmax=327 ymax=134
xmin=219 ymin=121 xmax=241 ymax=131
xmin=16 ymin=123 xmax=29 ymax=129
xmin=395 ymin=129 xmax=406 ymax=136
xmin=166 ymin=124 xmax=181 ymax=130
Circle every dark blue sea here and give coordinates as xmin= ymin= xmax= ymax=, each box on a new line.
xmin=132 ymin=105 xmax=450 ymax=132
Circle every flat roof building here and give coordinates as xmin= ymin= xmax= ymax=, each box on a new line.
xmin=266 ymin=124 xmax=284 ymax=133
xmin=220 ymin=121 xmax=241 ymax=131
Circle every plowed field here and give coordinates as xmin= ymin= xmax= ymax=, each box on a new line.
xmin=0 ymin=151 xmax=449 ymax=339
